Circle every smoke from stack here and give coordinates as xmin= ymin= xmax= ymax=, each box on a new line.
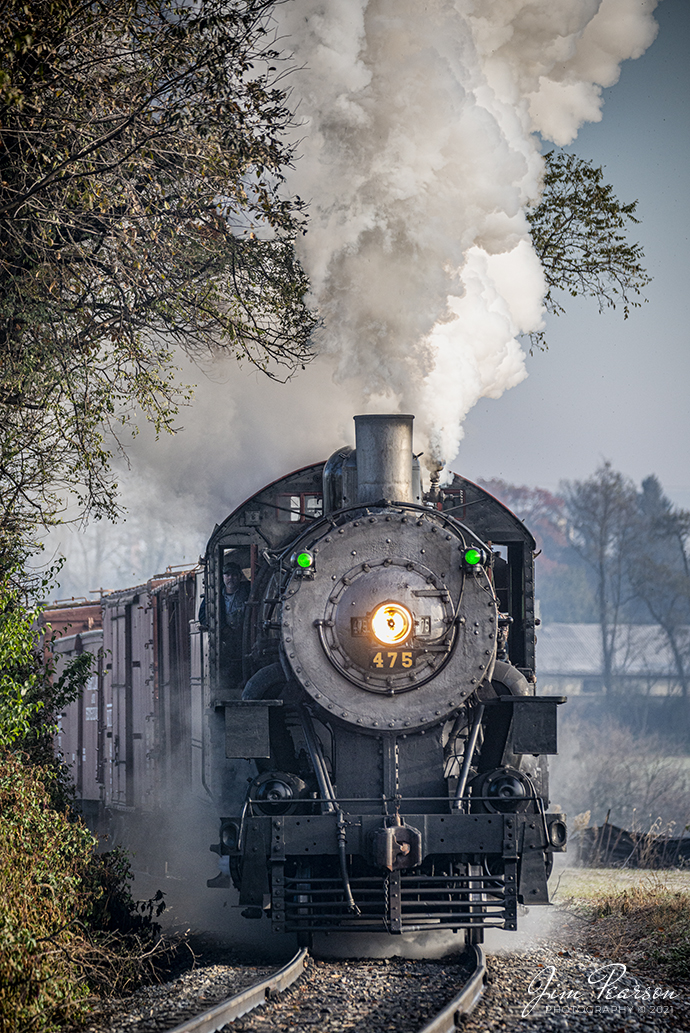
xmin=48 ymin=0 xmax=659 ymax=592
xmin=274 ymin=0 xmax=659 ymax=471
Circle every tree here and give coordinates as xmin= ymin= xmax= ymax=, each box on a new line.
xmin=478 ymin=478 xmax=597 ymax=623
xmin=527 ymin=150 xmax=651 ymax=352
xmin=628 ymin=476 xmax=690 ymax=701
xmin=562 ymin=463 xmax=638 ymax=692
xmin=0 ymin=0 xmax=316 ymax=563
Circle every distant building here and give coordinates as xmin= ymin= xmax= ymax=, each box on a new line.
xmin=536 ymin=623 xmax=687 ymax=696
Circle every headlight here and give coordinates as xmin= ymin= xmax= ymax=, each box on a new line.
xmin=371 ymin=602 xmax=413 ymax=645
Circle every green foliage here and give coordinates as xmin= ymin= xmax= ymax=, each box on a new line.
xmin=81 ymin=848 xmax=166 ymax=938
xmin=0 ymin=562 xmax=171 ymax=1028
xmin=0 ymin=752 xmax=96 ymax=1032
xmin=0 ymin=579 xmax=45 ymax=749
xmin=0 ymin=0 xmax=317 ymax=555
xmin=0 ymin=566 xmax=93 ymax=778
xmin=0 ymin=755 xmax=168 ymax=1032
xmin=527 ymin=150 xmax=651 ymax=352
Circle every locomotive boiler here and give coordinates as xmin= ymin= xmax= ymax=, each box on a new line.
xmin=205 ymin=414 xmax=566 ymax=944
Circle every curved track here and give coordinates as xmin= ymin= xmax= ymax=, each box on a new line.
xmin=165 ymin=948 xmax=308 ymax=1033
xmin=417 ymin=944 xmax=486 ymax=1033
xmin=166 ymin=944 xmax=485 ymax=1033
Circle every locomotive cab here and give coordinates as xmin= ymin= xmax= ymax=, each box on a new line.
xmin=205 ymin=415 xmax=566 ymax=944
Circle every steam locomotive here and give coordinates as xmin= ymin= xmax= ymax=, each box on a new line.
xmin=52 ymin=413 xmax=565 ymax=946
xmin=203 ymin=414 xmax=566 ymax=943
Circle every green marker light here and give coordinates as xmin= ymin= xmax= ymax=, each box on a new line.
xmin=296 ymin=551 xmax=314 ymax=569
xmin=464 ymin=548 xmax=482 ymax=566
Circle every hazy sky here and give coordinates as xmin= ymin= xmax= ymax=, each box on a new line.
xmin=458 ymin=0 xmax=690 ymax=506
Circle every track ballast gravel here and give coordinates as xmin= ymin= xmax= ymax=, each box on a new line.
xmin=71 ymin=939 xmax=687 ymax=1033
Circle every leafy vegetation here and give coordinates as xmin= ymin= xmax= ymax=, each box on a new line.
xmin=0 ymin=4 xmax=319 ymax=1023
xmin=0 ymin=564 xmax=91 ymax=744
xmin=527 ymin=150 xmax=651 ymax=352
xmin=0 ymin=562 xmax=172 ymax=1030
xmin=0 ymin=560 xmax=97 ymax=815
xmin=0 ymin=753 xmax=95 ymax=1032
xmin=0 ymin=0 xmax=316 ymax=558
xmin=0 ymin=753 xmax=168 ymax=1033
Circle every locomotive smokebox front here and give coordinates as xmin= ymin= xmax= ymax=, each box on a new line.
xmin=280 ymin=414 xmax=498 ymax=733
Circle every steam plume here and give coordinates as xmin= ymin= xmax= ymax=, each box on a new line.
xmin=50 ymin=0 xmax=660 ymax=592
xmin=275 ymin=0 xmax=659 ymax=469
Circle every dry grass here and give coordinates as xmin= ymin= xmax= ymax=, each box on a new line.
xmin=551 ymin=866 xmax=690 ymax=987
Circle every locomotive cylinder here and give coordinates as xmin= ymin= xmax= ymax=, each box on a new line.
xmin=354 ymin=413 xmax=415 ymax=504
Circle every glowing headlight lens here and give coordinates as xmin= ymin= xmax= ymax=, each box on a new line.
xmin=371 ymin=602 xmax=413 ymax=645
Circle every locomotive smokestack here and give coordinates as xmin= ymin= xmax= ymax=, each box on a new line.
xmin=354 ymin=414 xmax=415 ymax=505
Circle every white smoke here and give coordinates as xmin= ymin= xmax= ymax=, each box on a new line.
xmin=49 ymin=0 xmax=661 ymax=593
xmin=274 ymin=0 xmax=659 ymax=469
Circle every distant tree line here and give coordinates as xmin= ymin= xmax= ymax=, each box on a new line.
xmin=481 ymin=468 xmax=690 ymax=702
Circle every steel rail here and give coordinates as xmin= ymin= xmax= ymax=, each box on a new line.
xmin=165 ymin=947 xmax=308 ymax=1033
xmin=417 ymin=944 xmax=487 ymax=1033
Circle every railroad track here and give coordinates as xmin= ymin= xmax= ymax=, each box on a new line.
xmin=166 ymin=944 xmax=486 ymax=1033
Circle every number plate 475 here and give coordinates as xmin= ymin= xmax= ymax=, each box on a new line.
xmin=371 ymin=651 xmax=416 ymax=669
